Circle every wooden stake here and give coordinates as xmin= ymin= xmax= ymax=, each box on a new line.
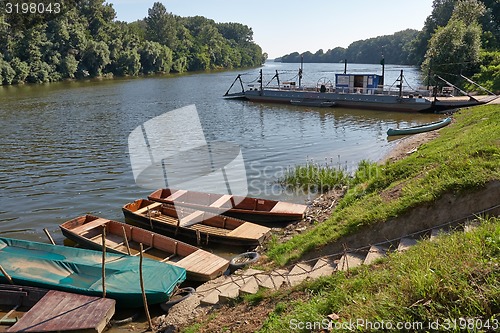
xmin=139 ymin=243 xmax=154 ymax=331
xmin=43 ymin=228 xmax=56 ymax=245
xmin=101 ymin=227 xmax=106 ymax=298
xmin=147 ymin=207 xmax=153 ymax=230
xmin=122 ymin=226 xmax=131 ymax=255
xmin=0 ymin=264 xmax=13 ymax=284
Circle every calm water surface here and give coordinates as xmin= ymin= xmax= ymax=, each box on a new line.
xmin=0 ymin=62 xmax=439 ymax=243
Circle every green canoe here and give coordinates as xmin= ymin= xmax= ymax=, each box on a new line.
xmin=0 ymin=237 xmax=186 ymax=307
xmin=387 ymin=117 xmax=452 ymax=136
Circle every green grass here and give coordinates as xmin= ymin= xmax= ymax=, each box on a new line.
xmin=259 ymin=217 xmax=500 ymax=332
xmin=279 ymin=159 xmax=351 ymax=192
xmin=268 ymin=105 xmax=500 ymax=265
xmin=279 ymin=158 xmax=383 ymax=194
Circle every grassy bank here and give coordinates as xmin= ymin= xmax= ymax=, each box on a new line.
xmin=268 ymin=104 xmax=500 ymax=265
xmin=259 ymin=217 xmax=500 ymax=332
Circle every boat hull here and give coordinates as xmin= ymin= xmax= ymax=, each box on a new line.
xmin=241 ymin=89 xmax=434 ymax=112
xmin=122 ymin=200 xmax=270 ymax=248
xmin=387 ymin=117 xmax=452 ymax=136
xmin=0 ymin=237 xmax=186 ymax=307
xmin=148 ymin=188 xmax=307 ymax=225
xmin=60 ymin=215 xmax=229 ymax=282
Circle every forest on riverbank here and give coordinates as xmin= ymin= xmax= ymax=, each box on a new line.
xmin=278 ymin=0 xmax=500 ymax=92
xmin=0 ymin=1 xmax=265 ymax=85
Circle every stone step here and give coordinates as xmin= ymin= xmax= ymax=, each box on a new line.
xmin=238 ymin=269 xmax=266 ymax=296
xmin=430 ymin=228 xmax=450 ymax=241
xmin=195 ymin=275 xmax=227 ymax=297
xmin=287 ymin=262 xmax=313 ymax=287
xmin=464 ymin=220 xmax=481 ymax=232
xmin=337 ymin=253 xmax=365 ymax=271
xmin=257 ymin=269 xmax=288 ymax=290
xmin=363 ymin=245 xmax=387 ymax=265
xmin=201 ymin=274 xmax=253 ymax=305
xmin=309 ymin=257 xmax=336 ymax=279
xmin=397 ymin=237 xmax=417 ymax=252
xmin=198 ymin=276 xmax=231 ymax=305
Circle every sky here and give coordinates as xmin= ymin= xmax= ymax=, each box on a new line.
xmin=108 ymin=0 xmax=434 ymax=59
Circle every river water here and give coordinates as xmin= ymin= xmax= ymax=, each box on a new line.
xmin=0 ymin=62 xmax=439 ymax=243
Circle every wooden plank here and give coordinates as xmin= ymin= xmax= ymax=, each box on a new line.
xmin=179 ymin=210 xmax=205 ymax=227
xmin=209 ymin=194 xmax=232 ymax=208
xmin=176 ymin=250 xmax=228 ymax=275
xmin=269 ymin=201 xmax=307 ymax=215
xmin=8 ymin=290 xmax=115 ymax=333
xmin=152 ymin=215 xmax=230 ymax=236
xmin=135 ymin=202 xmax=162 ymax=215
xmin=165 ymin=189 xmax=187 ymax=202
xmin=226 ymin=222 xmax=270 ymax=240
xmin=70 ymin=218 xmax=110 ymax=235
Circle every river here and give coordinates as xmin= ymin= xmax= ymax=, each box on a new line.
xmin=0 ymin=62 xmax=439 ymax=244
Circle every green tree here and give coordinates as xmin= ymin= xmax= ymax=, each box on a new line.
xmin=145 ymin=2 xmax=178 ymax=49
xmin=61 ymin=54 xmax=79 ymax=78
xmin=469 ymin=51 xmax=500 ymax=92
xmin=115 ymin=49 xmax=140 ymax=75
xmin=0 ymin=57 xmax=15 ymax=85
xmin=80 ymin=40 xmax=110 ymax=76
xmin=422 ymin=0 xmax=485 ymax=82
xmin=10 ymin=57 xmax=29 ymax=83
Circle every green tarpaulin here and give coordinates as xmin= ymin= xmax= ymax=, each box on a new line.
xmin=0 ymin=237 xmax=186 ymax=307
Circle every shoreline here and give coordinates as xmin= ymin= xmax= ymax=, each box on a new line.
xmin=380 ymin=130 xmax=441 ymax=164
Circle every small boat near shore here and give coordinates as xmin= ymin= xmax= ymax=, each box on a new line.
xmin=60 ymin=215 xmax=229 ymax=282
xmin=1 ymin=284 xmax=115 ymax=333
xmin=148 ymin=188 xmax=307 ymax=225
xmin=0 ymin=237 xmax=186 ymax=307
xmin=122 ymin=199 xmax=271 ymax=248
xmin=387 ymin=117 xmax=452 ymax=136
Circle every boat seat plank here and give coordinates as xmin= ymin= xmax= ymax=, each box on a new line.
xmin=89 ymin=233 xmax=125 ymax=248
xmin=135 ymin=202 xmax=163 ymax=215
xmin=179 ymin=210 xmax=205 ymax=227
xmin=175 ymin=250 xmax=229 ymax=274
xmin=152 ymin=215 xmax=231 ymax=236
xmin=8 ymin=290 xmax=115 ymax=333
xmin=270 ymin=201 xmax=307 ymax=215
xmin=209 ymin=194 xmax=232 ymax=208
xmin=70 ymin=218 xmax=110 ymax=235
xmin=226 ymin=222 xmax=270 ymax=240
xmin=165 ymin=190 xmax=188 ymax=202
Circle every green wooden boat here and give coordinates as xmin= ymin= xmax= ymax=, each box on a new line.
xmin=387 ymin=117 xmax=452 ymax=136
xmin=0 ymin=237 xmax=186 ymax=307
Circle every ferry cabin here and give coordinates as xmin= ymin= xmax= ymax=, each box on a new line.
xmin=335 ymin=74 xmax=382 ymax=94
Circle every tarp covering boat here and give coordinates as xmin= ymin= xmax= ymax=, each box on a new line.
xmin=0 ymin=237 xmax=186 ymax=307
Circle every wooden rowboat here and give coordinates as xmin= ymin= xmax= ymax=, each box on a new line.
xmin=122 ymin=199 xmax=271 ymax=248
xmin=148 ymin=188 xmax=307 ymax=224
xmin=0 ymin=237 xmax=186 ymax=307
xmin=386 ymin=117 xmax=452 ymax=136
xmin=60 ymin=215 xmax=229 ymax=282
xmin=0 ymin=284 xmax=115 ymax=333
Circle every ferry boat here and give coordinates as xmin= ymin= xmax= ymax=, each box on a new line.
xmin=224 ymin=63 xmax=497 ymax=113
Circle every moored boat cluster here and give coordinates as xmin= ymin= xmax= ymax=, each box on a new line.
xmin=0 ymin=188 xmax=307 ymax=332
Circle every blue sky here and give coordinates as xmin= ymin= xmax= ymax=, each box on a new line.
xmin=108 ymin=0 xmax=434 ymax=59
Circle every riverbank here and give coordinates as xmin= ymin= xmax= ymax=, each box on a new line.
xmin=173 ymin=103 xmax=499 ymax=332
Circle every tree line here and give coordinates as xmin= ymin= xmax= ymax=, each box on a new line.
xmin=278 ymin=29 xmax=419 ymax=65
xmin=277 ymin=0 xmax=500 ymax=92
xmin=0 ymin=0 xmax=266 ymax=85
